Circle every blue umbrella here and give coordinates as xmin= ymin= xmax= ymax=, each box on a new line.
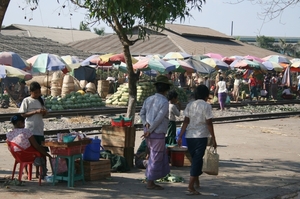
xmin=0 ymin=52 xmax=28 ymax=70
xmin=27 ymin=53 xmax=69 ymax=73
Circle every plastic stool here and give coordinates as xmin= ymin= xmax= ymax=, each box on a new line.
xmin=71 ymin=154 xmax=85 ymax=187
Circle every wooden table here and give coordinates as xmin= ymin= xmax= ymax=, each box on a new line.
xmin=43 ymin=139 xmax=91 ymax=187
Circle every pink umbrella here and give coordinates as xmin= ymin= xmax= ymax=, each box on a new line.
xmin=244 ymin=55 xmax=264 ymax=63
xmin=204 ymin=53 xmax=224 ymax=60
xmin=0 ymin=52 xmax=29 ymax=70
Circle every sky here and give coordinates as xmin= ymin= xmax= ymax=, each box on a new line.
xmin=3 ymin=0 xmax=300 ymax=38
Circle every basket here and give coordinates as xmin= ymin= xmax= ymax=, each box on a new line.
xmin=111 ymin=116 xmax=132 ymax=127
xmin=50 ymin=145 xmax=87 ymax=156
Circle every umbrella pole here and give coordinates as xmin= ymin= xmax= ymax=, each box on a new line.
xmin=47 ymin=71 xmax=49 ymax=97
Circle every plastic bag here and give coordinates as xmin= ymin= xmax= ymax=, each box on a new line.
xmin=202 ymin=147 xmax=219 ymax=175
xmin=50 ymin=158 xmax=68 ymax=174
xmin=225 ymin=95 xmax=231 ymax=104
xmin=212 ymin=96 xmax=218 ymax=104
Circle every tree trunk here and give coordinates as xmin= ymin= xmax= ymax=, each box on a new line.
xmin=0 ymin=0 xmax=11 ymax=30
xmin=123 ymin=45 xmax=138 ymax=121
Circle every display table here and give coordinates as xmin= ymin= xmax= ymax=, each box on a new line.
xmin=43 ymin=139 xmax=91 ymax=187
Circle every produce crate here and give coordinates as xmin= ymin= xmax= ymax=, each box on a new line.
xmin=101 ymin=126 xmax=136 ymax=148
xmin=102 ymin=146 xmax=134 ymax=168
xmin=50 ymin=145 xmax=88 ymax=156
xmin=183 ymin=150 xmax=192 ymax=167
xmin=75 ymin=159 xmax=111 ymax=181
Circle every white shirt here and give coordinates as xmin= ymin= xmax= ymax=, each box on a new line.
xmin=140 ymin=93 xmax=169 ymax=134
xmin=234 ymin=79 xmax=242 ymax=86
xmin=183 ymin=99 xmax=213 ymax=138
xmin=169 ymin=103 xmax=180 ymax=121
xmin=19 ymin=97 xmax=45 ymax=136
xmin=282 ymin=88 xmax=291 ymax=95
xmin=217 ymin=81 xmax=227 ymax=93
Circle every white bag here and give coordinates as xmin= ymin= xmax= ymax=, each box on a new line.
xmin=202 ymin=147 xmax=219 ymax=175
xmin=260 ymin=89 xmax=268 ymax=97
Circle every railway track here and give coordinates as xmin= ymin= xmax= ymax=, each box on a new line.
xmin=0 ymin=100 xmax=299 ymax=122
xmin=0 ymin=110 xmax=299 ymax=141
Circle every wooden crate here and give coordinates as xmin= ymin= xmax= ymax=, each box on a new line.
xmin=101 ymin=126 xmax=136 ymax=148
xmin=76 ymin=159 xmax=111 ymax=181
xmin=103 ymin=146 xmax=134 ymax=168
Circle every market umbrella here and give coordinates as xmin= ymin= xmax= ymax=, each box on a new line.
xmin=192 ymin=55 xmax=210 ymax=60
xmin=261 ymin=61 xmax=284 ymax=72
xmin=167 ymin=60 xmax=195 ymax=73
xmin=290 ymin=61 xmax=300 ymax=72
xmin=230 ymin=59 xmax=262 ymax=70
xmin=98 ymin=53 xmax=138 ymax=65
xmin=81 ymin=54 xmax=103 ymax=66
xmin=262 ymin=55 xmax=291 ymax=67
xmin=0 ymin=52 xmax=29 ymax=70
xmin=163 ymin=52 xmax=192 ymax=60
xmin=113 ymin=62 xmax=128 ymax=73
xmin=290 ymin=58 xmax=300 ymax=63
xmin=200 ymin=58 xmax=230 ymax=71
xmin=183 ymin=57 xmax=216 ymax=74
xmin=27 ymin=53 xmax=70 ymax=73
xmin=133 ymin=58 xmax=176 ymax=74
xmin=204 ymin=53 xmax=224 ymax=60
xmin=61 ymin=55 xmax=81 ymax=68
xmin=0 ymin=65 xmax=32 ymax=80
xmin=222 ymin=55 xmax=243 ymax=64
xmin=243 ymin=55 xmax=264 ymax=63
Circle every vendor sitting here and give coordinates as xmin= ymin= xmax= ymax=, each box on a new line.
xmin=281 ymin=86 xmax=294 ymax=99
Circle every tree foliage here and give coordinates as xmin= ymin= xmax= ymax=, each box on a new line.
xmin=256 ymin=35 xmax=275 ymax=49
xmin=79 ymin=21 xmax=90 ymax=31
xmin=69 ymin=0 xmax=206 ymax=118
xmin=93 ymin=27 xmax=105 ymax=35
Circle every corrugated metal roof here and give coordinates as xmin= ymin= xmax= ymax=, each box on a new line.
xmin=164 ymin=23 xmax=233 ymax=39
xmin=68 ymin=34 xmax=181 ymax=56
xmin=0 ymin=34 xmax=92 ymax=60
xmin=1 ymin=24 xmax=100 ymax=44
xmin=68 ymin=23 xmax=288 ymax=59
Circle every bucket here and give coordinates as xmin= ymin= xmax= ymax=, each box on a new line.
xmin=170 ymin=148 xmax=187 ymax=167
xmin=176 ymin=128 xmax=187 ymax=147
xmin=83 ymin=136 xmax=102 ymax=161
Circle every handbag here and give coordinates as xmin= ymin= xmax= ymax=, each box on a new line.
xmin=202 ymin=146 xmax=219 ymax=175
xmin=50 ymin=158 xmax=68 ymax=174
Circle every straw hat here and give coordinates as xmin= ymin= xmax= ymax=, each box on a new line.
xmin=153 ymin=75 xmax=172 ymax=85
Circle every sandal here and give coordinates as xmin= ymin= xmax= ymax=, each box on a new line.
xmin=186 ymin=189 xmax=200 ymax=195
xmin=146 ymin=184 xmax=164 ymax=190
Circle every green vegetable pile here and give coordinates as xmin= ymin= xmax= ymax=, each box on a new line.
xmin=44 ymin=92 xmax=105 ymax=110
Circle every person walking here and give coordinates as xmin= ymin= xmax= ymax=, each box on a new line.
xmin=248 ymin=73 xmax=258 ymax=101
xmin=140 ymin=75 xmax=171 ymax=190
xmin=177 ymin=85 xmax=217 ymax=195
xmin=214 ymin=76 xmax=227 ymax=111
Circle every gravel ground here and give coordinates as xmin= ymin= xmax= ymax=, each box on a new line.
xmin=1 ymin=103 xmax=300 ymax=133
